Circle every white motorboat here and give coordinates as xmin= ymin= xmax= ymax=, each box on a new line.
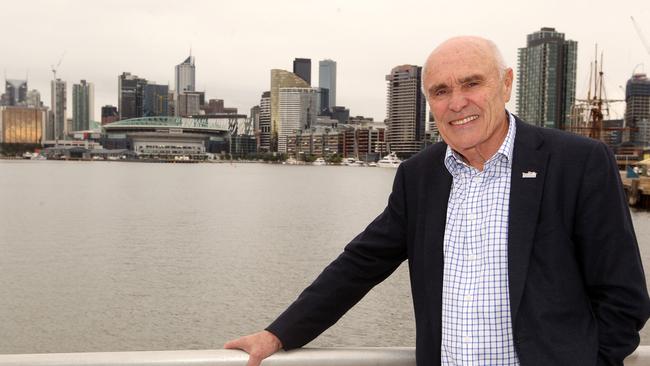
xmin=284 ymin=157 xmax=299 ymax=165
xmin=377 ymin=152 xmax=402 ymax=168
xmin=313 ymin=157 xmax=326 ymax=166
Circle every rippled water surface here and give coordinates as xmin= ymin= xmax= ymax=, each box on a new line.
xmin=1 ymin=159 xmax=650 ymax=353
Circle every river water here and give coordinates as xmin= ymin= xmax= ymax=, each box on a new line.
xmin=1 ymin=160 xmax=650 ymax=354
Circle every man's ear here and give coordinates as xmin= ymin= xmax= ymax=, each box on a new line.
xmin=503 ymin=68 xmax=514 ymax=103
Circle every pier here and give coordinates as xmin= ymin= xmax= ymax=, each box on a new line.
xmin=621 ymin=172 xmax=650 ymax=209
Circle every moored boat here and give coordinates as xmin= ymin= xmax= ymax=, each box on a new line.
xmin=377 ymin=152 xmax=401 ymax=168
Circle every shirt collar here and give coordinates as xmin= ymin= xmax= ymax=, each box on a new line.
xmin=444 ymin=111 xmax=517 ymax=174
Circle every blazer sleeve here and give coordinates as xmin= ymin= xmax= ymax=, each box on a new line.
xmin=265 ymin=164 xmax=409 ymax=350
xmin=574 ymin=142 xmax=650 ymax=365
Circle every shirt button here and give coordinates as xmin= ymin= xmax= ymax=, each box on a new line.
xmin=463 ymin=336 xmax=472 ymax=343
xmin=464 ymin=295 xmax=473 ymax=301
xmin=467 ymin=212 xmax=477 ymax=221
xmin=468 ymin=254 xmax=477 ymax=261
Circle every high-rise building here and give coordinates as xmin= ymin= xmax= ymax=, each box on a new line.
xmin=101 ymin=105 xmax=119 ymax=125
xmin=250 ymin=105 xmax=261 ymax=151
xmin=0 ymin=106 xmax=47 ymax=144
xmin=517 ymin=27 xmax=577 ymax=129
xmin=26 ymin=90 xmax=42 ymax=108
xmin=175 ymin=54 xmax=195 ymax=97
xmin=2 ymin=79 xmax=28 ymax=106
xmin=72 ymin=80 xmax=94 ymax=132
xmin=203 ymin=99 xmax=225 ymax=114
xmin=625 ymin=73 xmax=650 ymax=144
xmin=143 ymin=83 xmax=169 ymax=116
xmin=118 ymin=72 xmax=147 ymax=120
xmin=49 ymin=79 xmax=67 ymax=140
xmin=259 ymin=91 xmax=271 ymax=152
xmin=331 ymin=106 xmax=350 ymax=125
xmin=168 ymin=90 xmax=176 ymax=117
xmin=319 ymin=59 xmax=337 ymax=113
xmin=176 ymin=91 xmax=202 ymax=117
xmin=385 ymin=65 xmax=426 ymax=158
xmin=293 ymin=58 xmax=311 ymax=85
xmin=270 ymin=69 xmax=311 ymax=152
xmin=278 ymin=87 xmax=318 ymax=154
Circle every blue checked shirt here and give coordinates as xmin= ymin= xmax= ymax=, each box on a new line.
xmin=440 ymin=112 xmax=519 ymax=366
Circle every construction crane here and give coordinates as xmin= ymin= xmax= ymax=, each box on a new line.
xmin=631 ymin=16 xmax=650 ymax=56
xmin=50 ymin=51 xmax=66 ymax=80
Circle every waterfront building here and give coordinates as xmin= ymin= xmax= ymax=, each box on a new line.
xmin=118 ymin=72 xmax=146 ymax=120
xmin=270 ymin=69 xmax=310 ymax=151
xmin=26 ymin=90 xmax=43 ymax=108
xmin=293 ymin=58 xmax=311 ymax=85
xmin=314 ymin=115 xmax=339 ymax=129
xmin=143 ymin=83 xmax=169 ymax=117
xmin=2 ymin=79 xmax=27 ymax=106
xmin=278 ymin=87 xmax=318 ymax=153
xmin=517 ymin=27 xmax=577 ymax=129
xmin=102 ymin=115 xmax=250 ymax=159
xmin=259 ymin=91 xmax=271 ymax=152
xmin=49 ymin=78 xmax=67 ymax=140
xmin=318 ymin=59 xmax=336 ymax=113
xmin=101 ymin=105 xmax=119 ymax=125
xmin=385 ymin=65 xmax=426 ymax=158
xmin=72 ymin=80 xmax=94 ymax=132
xmin=0 ymin=106 xmax=47 ymax=144
xmin=625 ymin=73 xmax=650 ymax=145
xmin=286 ymin=127 xmax=341 ymax=158
xmin=340 ymin=125 xmax=386 ymax=161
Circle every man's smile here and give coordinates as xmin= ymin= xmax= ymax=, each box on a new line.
xmin=449 ymin=115 xmax=479 ymax=126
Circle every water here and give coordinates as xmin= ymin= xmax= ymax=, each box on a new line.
xmin=1 ymin=160 xmax=650 ymax=354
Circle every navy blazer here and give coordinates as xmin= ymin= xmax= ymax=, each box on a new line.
xmin=267 ymin=117 xmax=650 ymax=366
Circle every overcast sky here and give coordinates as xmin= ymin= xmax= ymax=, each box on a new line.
xmin=1 ymin=0 xmax=649 ymax=121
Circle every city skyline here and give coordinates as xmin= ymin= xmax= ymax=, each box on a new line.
xmin=1 ymin=0 xmax=648 ymax=122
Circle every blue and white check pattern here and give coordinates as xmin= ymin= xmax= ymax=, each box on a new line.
xmin=440 ymin=112 xmax=519 ymax=366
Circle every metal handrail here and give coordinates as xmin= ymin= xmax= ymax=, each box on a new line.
xmin=1 ymin=346 xmax=650 ymax=365
xmin=0 ymin=347 xmax=415 ymax=366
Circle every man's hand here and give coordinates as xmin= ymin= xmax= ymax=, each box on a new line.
xmin=224 ymin=330 xmax=283 ymax=366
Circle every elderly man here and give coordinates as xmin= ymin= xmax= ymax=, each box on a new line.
xmin=225 ymin=36 xmax=650 ymax=365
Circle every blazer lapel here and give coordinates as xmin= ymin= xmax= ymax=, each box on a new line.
xmin=508 ymin=119 xmax=549 ymax=324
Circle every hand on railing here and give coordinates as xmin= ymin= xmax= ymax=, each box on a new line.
xmin=224 ymin=330 xmax=283 ymax=366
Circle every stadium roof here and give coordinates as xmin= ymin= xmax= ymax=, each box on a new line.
xmin=104 ymin=116 xmax=241 ymax=131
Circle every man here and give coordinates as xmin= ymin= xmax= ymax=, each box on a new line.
xmin=225 ymin=36 xmax=650 ymax=365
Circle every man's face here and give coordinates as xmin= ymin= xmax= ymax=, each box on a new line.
xmin=423 ymin=41 xmax=513 ymax=161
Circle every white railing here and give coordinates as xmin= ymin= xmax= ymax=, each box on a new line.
xmin=0 ymin=348 xmax=415 ymax=366
xmin=1 ymin=346 xmax=649 ymax=365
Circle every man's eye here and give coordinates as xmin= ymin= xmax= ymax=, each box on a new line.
xmin=466 ymin=82 xmax=480 ymax=88
xmin=435 ymin=90 xmax=448 ymax=96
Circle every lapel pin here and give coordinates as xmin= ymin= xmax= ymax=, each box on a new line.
xmin=522 ymin=171 xmax=537 ymax=179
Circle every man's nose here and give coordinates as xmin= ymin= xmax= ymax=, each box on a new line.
xmin=448 ymin=92 xmax=468 ymax=112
